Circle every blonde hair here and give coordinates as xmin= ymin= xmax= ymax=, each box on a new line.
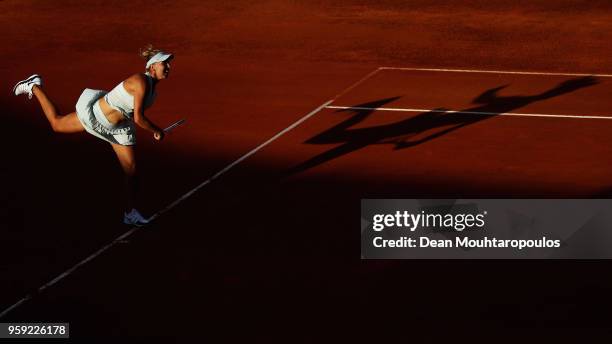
xmin=140 ymin=44 xmax=161 ymax=68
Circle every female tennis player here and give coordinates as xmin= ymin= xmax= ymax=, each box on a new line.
xmin=12 ymin=45 xmax=173 ymax=226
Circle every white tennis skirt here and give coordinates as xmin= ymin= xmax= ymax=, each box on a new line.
xmin=75 ymin=88 xmax=136 ymax=146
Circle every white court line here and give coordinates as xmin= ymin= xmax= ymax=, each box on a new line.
xmin=326 ymin=105 xmax=612 ymax=120
xmin=379 ymin=67 xmax=612 ymax=78
xmin=0 ymin=68 xmax=382 ymax=319
xmin=147 ymin=98 xmax=336 ymax=223
xmin=332 ymin=68 xmax=383 ymax=99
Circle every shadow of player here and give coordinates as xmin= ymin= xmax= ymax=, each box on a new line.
xmin=285 ymin=76 xmax=599 ymax=176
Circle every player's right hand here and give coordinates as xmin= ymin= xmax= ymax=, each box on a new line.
xmin=154 ymin=130 xmax=165 ymax=141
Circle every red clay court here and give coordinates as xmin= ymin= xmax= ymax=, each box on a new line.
xmin=2 ymin=1 xmax=612 ymax=341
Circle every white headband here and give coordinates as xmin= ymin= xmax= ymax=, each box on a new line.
xmin=145 ymin=51 xmax=174 ymax=69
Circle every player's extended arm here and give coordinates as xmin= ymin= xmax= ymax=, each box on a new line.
xmin=129 ymin=74 xmax=164 ymax=140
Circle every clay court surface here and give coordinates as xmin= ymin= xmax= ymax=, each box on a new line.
xmin=2 ymin=0 xmax=612 ymax=341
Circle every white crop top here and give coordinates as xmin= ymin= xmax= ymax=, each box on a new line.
xmin=104 ymin=73 xmax=156 ymax=119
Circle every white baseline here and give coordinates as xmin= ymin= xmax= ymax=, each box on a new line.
xmin=379 ymin=67 xmax=612 ymax=78
xmin=325 ymin=105 xmax=612 ymax=120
